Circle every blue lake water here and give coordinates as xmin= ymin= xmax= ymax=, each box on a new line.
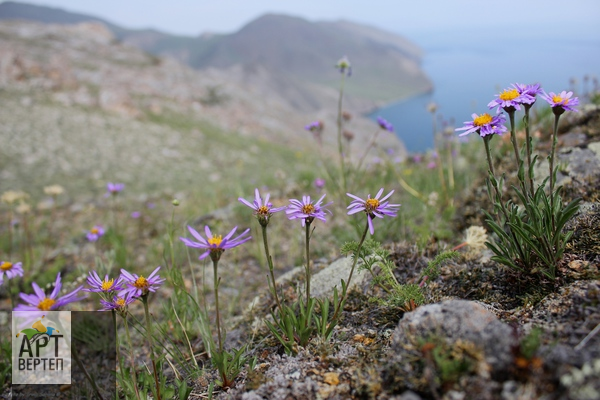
xmin=371 ymin=33 xmax=600 ymax=153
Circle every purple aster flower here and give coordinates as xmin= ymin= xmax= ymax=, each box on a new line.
xmin=455 ymin=113 xmax=507 ymax=138
xmin=100 ymin=292 xmax=136 ymax=312
xmin=120 ymin=266 xmax=165 ymax=298
xmin=347 ymin=188 xmax=401 ymax=235
xmin=427 ymin=161 xmax=437 ymax=169
xmin=377 ymin=116 xmax=394 ymax=132
xmin=131 ymin=211 xmax=141 ymax=219
xmin=514 ymin=83 xmax=542 ymax=101
xmin=84 ymin=270 xmax=123 ymax=293
xmin=180 ymin=225 xmax=251 ymax=261
xmin=238 ymin=188 xmax=286 ymax=226
xmin=86 ymin=225 xmax=105 ymax=242
xmin=15 ymin=272 xmax=86 ymax=311
xmin=541 ymin=90 xmax=579 ymax=115
xmin=304 ymin=121 xmax=324 ymax=132
xmin=106 ymin=182 xmax=125 ymax=197
xmin=286 ymin=194 xmax=333 ymax=227
xmin=314 ymin=178 xmax=326 ymax=190
xmin=412 ymin=154 xmax=422 ymax=163
xmin=488 ymin=84 xmax=536 ymax=113
xmin=0 ymin=261 xmax=24 ymax=285
xmin=336 ymin=56 xmax=352 ymax=76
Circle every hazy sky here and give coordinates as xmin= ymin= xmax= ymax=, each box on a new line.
xmin=7 ymin=0 xmax=600 ymax=40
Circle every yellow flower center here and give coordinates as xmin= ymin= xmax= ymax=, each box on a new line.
xmin=101 ymin=278 xmax=114 ymax=291
xmin=301 ymin=204 xmax=315 ymax=214
xmin=134 ymin=276 xmax=148 ymax=289
xmin=257 ymin=205 xmax=269 ymax=215
xmin=115 ymin=298 xmax=126 ymax=308
xmin=552 ymin=95 xmax=568 ymax=104
xmin=1 ymin=262 xmax=13 ymax=271
xmin=208 ymin=235 xmax=223 ymax=247
xmin=90 ymin=228 xmax=99 ymax=234
xmin=365 ymin=198 xmax=380 ymax=211
xmin=499 ymin=88 xmax=519 ymax=101
xmin=38 ymin=298 xmax=56 ymax=311
xmin=473 ymin=113 xmax=493 ymax=127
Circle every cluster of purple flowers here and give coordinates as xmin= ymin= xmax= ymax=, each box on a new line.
xmin=179 ymin=187 xmax=400 ymax=260
xmin=456 ymin=83 xmax=579 ymax=138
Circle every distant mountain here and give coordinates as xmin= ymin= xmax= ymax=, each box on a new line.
xmin=0 ymin=2 xmax=432 ymax=111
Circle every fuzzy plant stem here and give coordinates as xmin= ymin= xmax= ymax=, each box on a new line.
xmin=507 ymin=110 xmax=523 ymax=173
xmin=123 ymin=315 xmax=141 ymax=400
xmin=212 ymin=258 xmax=224 ymax=353
xmin=112 ymin=310 xmax=126 ymax=384
xmin=328 ymin=218 xmax=370 ymax=327
xmin=142 ymin=295 xmax=162 ymax=400
xmin=337 ymin=73 xmax=348 ymax=194
xmin=304 ymin=220 xmax=313 ymax=306
xmin=523 ymin=105 xmax=535 ymax=197
xmin=261 ymin=224 xmax=282 ymax=314
xmin=549 ymin=113 xmax=562 ymax=232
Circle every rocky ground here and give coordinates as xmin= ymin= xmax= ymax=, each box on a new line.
xmin=195 ymin=105 xmax=600 ymax=400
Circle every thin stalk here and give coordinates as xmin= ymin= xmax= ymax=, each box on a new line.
xmin=337 ymin=73 xmax=348 ymax=194
xmin=549 ymin=113 xmax=562 ymax=232
xmin=507 ymin=110 xmax=522 ymax=171
xmin=168 ymin=207 xmax=176 ymax=270
xmin=447 ymin=139 xmax=455 ymax=192
xmin=112 ymin=310 xmax=126 ymax=385
xmin=328 ymin=219 xmax=370 ymax=327
xmin=523 ymin=105 xmax=535 ymax=196
xmin=7 ymin=279 xmax=15 ymax=310
xmin=142 ymin=296 xmax=162 ymax=400
xmin=261 ymin=225 xmax=282 ymax=314
xmin=212 ymin=259 xmax=223 ymax=353
xmin=304 ymin=220 xmax=312 ymax=306
xmin=123 ymin=315 xmax=141 ymax=400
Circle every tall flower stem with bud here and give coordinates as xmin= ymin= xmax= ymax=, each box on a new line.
xmin=335 ymin=57 xmax=351 ymax=195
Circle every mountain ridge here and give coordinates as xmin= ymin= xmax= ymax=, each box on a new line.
xmin=0 ymin=1 xmax=432 ymax=111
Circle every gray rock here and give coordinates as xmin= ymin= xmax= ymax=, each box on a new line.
xmin=390 ymin=300 xmax=517 ymax=373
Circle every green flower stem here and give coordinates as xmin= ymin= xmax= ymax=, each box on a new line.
xmin=142 ymin=295 xmax=162 ymax=400
xmin=7 ymin=279 xmax=15 ymax=310
xmin=549 ymin=113 xmax=562 ymax=232
xmin=168 ymin=207 xmax=176 ymax=270
xmin=329 ymin=218 xmax=369 ymax=328
xmin=212 ymin=258 xmax=224 ymax=353
xmin=523 ymin=105 xmax=535 ymax=197
xmin=337 ymin=73 xmax=348 ymax=194
xmin=507 ymin=110 xmax=522 ymax=173
xmin=304 ymin=220 xmax=312 ymax=308
xmin=112 ymin=310 xmax=126 ymax=389
xmin=261 ymin=224 xmax=282 ymax=314
xmin=123 ymin=315 xmax=141 ymax=400
xmin=483 ymin=135 xmax=527 ymax=263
